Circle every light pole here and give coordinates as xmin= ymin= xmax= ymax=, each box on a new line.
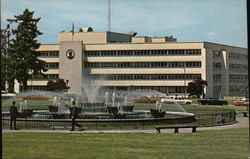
xmin=240 ymin=84 xmax=248 ymax=112
xmin=29 ymin=70 xmax=34 ymax=91
xmin=183 ymin=63 xmax=187 ymax=98
xmin=66 ymin=79 xmax=69 ymax=94
xmin=244 ymin=85 xmax=248 ymax=112
xmin=3 ymin=24 xmax=10 ymax=92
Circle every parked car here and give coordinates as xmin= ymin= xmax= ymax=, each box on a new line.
xmin=233 ymin=97 xmax=249 ymax=106
xmin=1 ymin=91 xmax=16 ymax=99
xmin=160 ymin=96 xmax=192 ymax=105
xmin=198 ymin=98 xmax=228 ymax=105
xmin=133 ymin=96 xmax=157 ymax=103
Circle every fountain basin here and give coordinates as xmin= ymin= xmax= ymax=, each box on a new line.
xmin=18 ymin=109 xmax=33 ymax=118
xmin=121 ymin=105 xmax=134 ymax=112
xmin=150 ymin=109 xmax=166 ymax=118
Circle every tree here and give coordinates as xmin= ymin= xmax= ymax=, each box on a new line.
xmin=1 ymin=24 xmax=15 ymax=92
xmin=187 ymin=78 xmax=208 ymax=98
xmin=1 ymin=28 xmax=8 ymax=91
xmin=47 ymin=79 xmax=67 ymax=91
xmin=7 ymin=9 xmax=46 ymax=91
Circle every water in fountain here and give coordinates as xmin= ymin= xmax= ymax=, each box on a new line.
xmin=112 ymin=92 xmax=116 ymax=107
xmin=105 ymin=92 xmax=109 ymax=107
xmin=124 ymin=95 xmax=128 ymax=106
xmin=117 ymin=102 xmax=121 ymax=113
xmin=158 ymin=104 xmax=162 ymax=112
xmin=53 ymin=96 xmax=58 ymax=106
xmin=23 ymin=100 xmax=28 ymax=109
xmin=81 ymin=75 xmax=103 ymax=103
xmin=155 ymin=101 xmax=159 ymax=110
xmin=75 ymin=95 xmax=79 ymax=107
xmin=161 ymin=100 xmax=187 ymax=113
xmin=71 ymin=98 xmax=74 ymax=103
xmin=19 ymin=101 xmax=23 ymax=112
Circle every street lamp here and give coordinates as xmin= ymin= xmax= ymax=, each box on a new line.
xmin=29 ymin=70 xmax=34 ymax=91
xmin=241 ymin=84 xmax=248 ymax=112
xmin=244 ymin=85 xmax=248 ymax=112
xmin=66 ymin=79 xmax=69 ymax=94
xmin=3 ymin=24 xmax=11 ymax=92
xmin=183 ymin=63 xmax=187 ymax=98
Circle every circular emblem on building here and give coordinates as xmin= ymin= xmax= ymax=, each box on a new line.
xmin=66 ymin=49 xmax=75 ymax=60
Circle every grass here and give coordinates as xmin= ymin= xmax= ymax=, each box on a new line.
xmin=2 ymin=96 xmax=247 ymax=114
xmin=2 ymin=98 xmax=53 ymax=112
xmin=3 ymin=128 xmax=249 ymax=159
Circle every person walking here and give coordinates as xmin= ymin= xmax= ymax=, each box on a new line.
xmin=70 ymin=101 xmax=83 ymax=131
xmin=10 ymin=101 xmax=18 ymax=130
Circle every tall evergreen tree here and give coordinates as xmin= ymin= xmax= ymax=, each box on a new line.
xmin=1 ymin=28 xmax=8 ymax=91
xmin=7 ymin=9 xmax=46 ymax=91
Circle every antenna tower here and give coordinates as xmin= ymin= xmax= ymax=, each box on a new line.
xmin=108 ymin=0 xmax=111 ymax=31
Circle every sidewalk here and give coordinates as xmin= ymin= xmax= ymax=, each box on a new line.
xmin=3 ymin=117 xmax=248 ymax=134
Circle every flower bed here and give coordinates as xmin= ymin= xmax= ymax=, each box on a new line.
xmin=22 ymin=95 xmax=49 ymax=100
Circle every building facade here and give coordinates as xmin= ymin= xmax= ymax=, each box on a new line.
xmin=22 ymin=29 xmax=248 ymax=98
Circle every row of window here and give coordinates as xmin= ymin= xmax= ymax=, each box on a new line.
xmin=45 ymin=63 xmax=59 ymax=69
xmin=213 ymin=63 xmax=248 ymax=69
xmin=33 ymin=74 xmax=59 ymax=80
xmin=85 ymin=49 xmax=201 ymax=56
xmin=213 ymin=50 xmax=222 ymax=57
xmin=90 ymin=74 xmax=201 ymax=80
xmin=229 ymin=52 xmax=248 ymax=59
xmin=25 ymin=86 xmax=47 ymax=91
xmin=39 ymin=51 xmax=59 ymax=57
xmin=25 ymin=85 xmax=187 ymax=93
xmin=105 ymin=86 xmax=186 ymax=93
xmin=213 ymin=62 xmax=222 ymax=68
xmin=229 ymin=74 xmax=248 ymax=80
xmin=229 ymin=85 xmax=246 ymax=92
xmin=213 ymin=74 xmax=221 ymax=81
xmin=85 ymin=62 xmax=201 ymax=68
xmin=229 ymin=63 xmax=248 ymax=69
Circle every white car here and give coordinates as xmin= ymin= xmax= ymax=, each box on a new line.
xmin=161 ymin=96 xmax=192 ymax=104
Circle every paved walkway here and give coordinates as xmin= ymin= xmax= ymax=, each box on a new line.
xmin=3 ymin=117 xmax=249 ymax=134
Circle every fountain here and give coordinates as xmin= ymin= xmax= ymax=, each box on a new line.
xmin=112 ymin=92 xmax=115 ymax=107
xmin=105 ymin=91 xmax=109 ymax=107
xmin=18 ymin=100 xmax=33 ymax=118
xmin=1 ymin=76 xmax=197 ymax=129
xmin=150 ymin=101 xmax=166 ymax=118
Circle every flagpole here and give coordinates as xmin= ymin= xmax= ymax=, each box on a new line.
xmin=71 ymin=22 xmax=74 ymax=41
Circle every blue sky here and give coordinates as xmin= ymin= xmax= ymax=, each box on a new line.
xmin=1 ymin=0 xmax=247 ymax=47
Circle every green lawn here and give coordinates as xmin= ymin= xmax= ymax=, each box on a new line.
xmin=2 ymin=96 xmax=248 ymax=114
xmin=3 ymin=128 xmax=249 ymax=159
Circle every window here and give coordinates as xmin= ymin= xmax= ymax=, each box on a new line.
xmin=45 ymin=63 xmax=59 ymax=69
xmin=85 ymin=49 xmax=201 ymax=57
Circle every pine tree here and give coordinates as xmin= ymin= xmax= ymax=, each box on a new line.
xmin=1 ymin=28 xmax=8 ymax=91
xmin=7 ymin=9 xmax=46 ymax=91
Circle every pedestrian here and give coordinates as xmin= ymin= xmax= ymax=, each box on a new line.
xmin=10 ymin=101 xmax=18 ymax=130
xmin=70 ymin=101 xmax=84 ymax=131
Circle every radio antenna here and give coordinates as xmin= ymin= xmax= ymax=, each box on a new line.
xmin=108 ymin=0 xmax=111 ymax=31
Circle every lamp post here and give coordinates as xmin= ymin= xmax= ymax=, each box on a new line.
xmin=244 ymin=85 xmax=248 ymax=112
xmin=66 ymin=79 xmax=69 ymax=94
xmin=3 ymin=24 xmax=10 ymax=92
xmin=241 ymin=84 xmax=248 ymax=112
xmin=183 ymin=63 xmax=187 ymax=98
xmin=29 ymin=70 xmax=34 ymax=91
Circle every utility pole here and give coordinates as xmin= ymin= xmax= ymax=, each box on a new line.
xmin=184 ymin=63 xmax=187 ymax=98
xmin=108 ymin=0 xmax=111 ymax=31
xmin=4 ymin=24 xmax=10 ymax=92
